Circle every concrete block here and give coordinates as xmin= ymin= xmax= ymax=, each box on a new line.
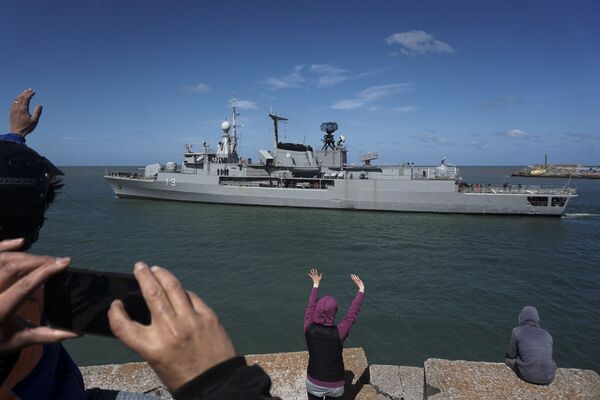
xmin=246 ymin=347 xmax=375 ymax=400
xmin=80 ymin=362 xmax=171 ymax=398
xmin=369 ymin=364 xmax=424 ymax=400
xmin=80 ymin=347 xmax=374 ymax=400
xmin=424 ymin=358 xmax=600 ymax=400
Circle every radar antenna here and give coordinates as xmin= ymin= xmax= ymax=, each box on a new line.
xmin=320 ymin=122 xmax=338 ymax=151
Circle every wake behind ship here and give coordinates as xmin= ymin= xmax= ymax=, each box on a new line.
xmin=105 ymin=100 xmax=576 ymax=216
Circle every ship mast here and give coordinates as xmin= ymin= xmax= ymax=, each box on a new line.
xmin=231 ymin=97 xmax=239 ymax=156
xmin=268 ymin=112 xmax=288 ymax=149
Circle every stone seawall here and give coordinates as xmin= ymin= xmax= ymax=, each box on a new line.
xmin=80 ymin=348 xmax=600 ymax=399
xmin=511 ymin=166 xmax=600 ymax=179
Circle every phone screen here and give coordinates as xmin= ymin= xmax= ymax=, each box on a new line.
xmin=44 ymin=268 xmax=151 ymax=336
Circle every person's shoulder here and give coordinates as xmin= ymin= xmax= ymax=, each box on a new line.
xmin=1 ymin=140 xmax=35 ymax=156
xmin=0 ymin=141 xmax=62 ymax=176
xmin=540 ymin=327 xmax=553 ymax=340
xmin=511 ymin=325 xmax=526 ymax=338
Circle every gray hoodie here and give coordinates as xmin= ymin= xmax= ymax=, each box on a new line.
xmin=506 ymin=306 xmax=557 ymax=384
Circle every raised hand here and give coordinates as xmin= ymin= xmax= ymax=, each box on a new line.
xmin=10 ymin=88 xmax=43 ymax=138
xmin=351 ymin=274 xmax=364 ymax=293
xmin=0 ymin=238 xmax=77 ymax=355
xmin=308 ymin=268 xmax=322 ymax=288
xmin=108 ymin=262 xmax=237 ymax=392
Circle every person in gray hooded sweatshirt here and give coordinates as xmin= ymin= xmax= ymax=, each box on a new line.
xmin=505 ymin=306 xmax=557 ymax=385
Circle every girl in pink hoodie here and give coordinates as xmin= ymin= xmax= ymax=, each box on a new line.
xmin=304 ymin=269 xmax=365 ymax=399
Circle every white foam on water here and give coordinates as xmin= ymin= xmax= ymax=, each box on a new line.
xmin=563 ymin=213 xmax=600 ymax=218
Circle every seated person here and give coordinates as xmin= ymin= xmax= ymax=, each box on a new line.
xmin=505 ymin=306 xmax=557 ymax=385
xmin=1 ymin=89 xmax=279 ymax=399
xmin=304 ymin=268 xmax=365 ymax=400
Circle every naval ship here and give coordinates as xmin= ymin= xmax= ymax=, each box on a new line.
xmin=105 ymin=101 xmax=577 ymax=216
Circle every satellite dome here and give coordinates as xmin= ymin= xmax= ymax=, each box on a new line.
xmin=221 ymin=121 xmax=231 ymax=132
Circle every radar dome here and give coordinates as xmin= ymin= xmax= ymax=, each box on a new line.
xmin=221 ymin=121 xmax=231 ymax=132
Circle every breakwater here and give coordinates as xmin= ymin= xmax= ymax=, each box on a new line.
xmin=80 ymin=348 xmax=600 ymax=399
xmin=512 ymin=165 xmax=600 ymax=179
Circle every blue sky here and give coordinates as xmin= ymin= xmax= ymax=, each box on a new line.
xmin=1 ymin=0 xmax=598 ymax=166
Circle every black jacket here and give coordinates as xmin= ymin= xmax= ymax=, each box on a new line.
xmin=173 ymin=356 xmax=280 ymax=400
xmin=305 ymin=323 xmax=345 ymax=382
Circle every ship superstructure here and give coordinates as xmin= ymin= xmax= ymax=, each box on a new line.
xmin=105 ymin=101 xmax=577 ymax=216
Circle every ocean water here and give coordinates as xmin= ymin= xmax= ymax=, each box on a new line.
xmin=30 ymin=166 xmax=600 ymax=371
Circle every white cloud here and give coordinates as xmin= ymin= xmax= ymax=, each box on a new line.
xmin=331 ymin=83 xmax=412 ymax=110
xmin=181 ymin=82 xmax=212 ymax=93
xmin=263 ymin=64 xmax=387 ymax=91
xmin=262 ymin=65 xmax=304 ymax=90
xmin=368 ymin=106 xmax=416 ymax=114
xmin=230 ymin=99 xmax=258 ymax=110
xmin=309 ymin=64 xmax=348 ymax=87
xmin=386 ymin=30 xmax=454 ymax=56
xmin=497 ymin=129 xmax=536 ymax=139
xmin=353 ymin=67 xmax=392 ymax=80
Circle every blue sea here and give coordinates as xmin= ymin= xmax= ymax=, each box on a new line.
xmin=31 ymin=166 xmax=600 ymax=371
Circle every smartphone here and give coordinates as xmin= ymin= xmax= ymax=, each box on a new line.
xmin=44 ymin=268 xmax=151 ymax=337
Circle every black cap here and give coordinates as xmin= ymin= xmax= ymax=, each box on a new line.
xmin=0 ymin=141 xmax=63 ymax=223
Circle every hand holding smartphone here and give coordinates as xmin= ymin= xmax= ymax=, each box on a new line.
xmin=44 ymin=261 xmax=239 ymax=393
xmin=44 ymin=268 xmax=151 ymax=337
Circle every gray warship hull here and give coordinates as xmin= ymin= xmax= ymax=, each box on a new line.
xmin=105 ymin=104 xmax=576 ymax=216
xmin=105 ymin=171 xmax=574 ymax=216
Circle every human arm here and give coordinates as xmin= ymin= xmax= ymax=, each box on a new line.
xmin=0 ymin=238 xmax=78 ymax=378
xmin=8 ymin=89 xmax=42 ymax=140
xmin=505 ymin=328 xmax=518 ymax=360
xmin=108 ymin=262 xmax=279 ymax=399
xmin=337 ymin=274 xmax=365 ymax=341
xmin=172 ymin=356 xmax=279 ymax=400
xmin=304 ymin=268 xmax=321 ymax=332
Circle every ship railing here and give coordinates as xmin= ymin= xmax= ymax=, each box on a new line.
xmin=104 ymin=171 xmax=154 ymax=180
xmin=458 ymin=184 xmax=577 ymax=195
xmin=219 ymin=176 xmax=336 ymax=189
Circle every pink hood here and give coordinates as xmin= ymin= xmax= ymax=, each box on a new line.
xmin=315 ymin=295 xmax=338 ymax=326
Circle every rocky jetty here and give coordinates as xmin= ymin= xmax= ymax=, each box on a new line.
xmin=80 ymin=348 xmax=600 ymax=399
xmin=512 ymin=164 xmax=600 ymax=179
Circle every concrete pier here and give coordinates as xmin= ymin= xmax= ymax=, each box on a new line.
xmin=80 ymin=348 xmax=600 ymax=399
